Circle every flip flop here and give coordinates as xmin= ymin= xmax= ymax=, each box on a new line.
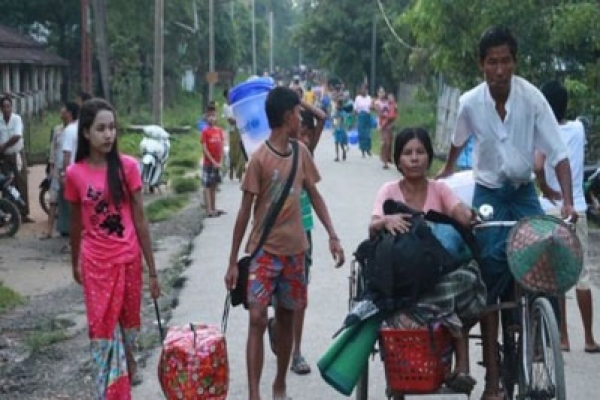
xmin=267 ymin=317 xmax=277 ymax=356
xmin=445 ymin=372 xmax=476 ymax=394
xmin=585 ymin=345 xmax=600 ymax=353
xmin=290 ymin=354 xmax=311 ymax=375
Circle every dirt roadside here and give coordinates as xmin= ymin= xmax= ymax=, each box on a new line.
xmin=0 ymin=165 xmax=204 ymax=400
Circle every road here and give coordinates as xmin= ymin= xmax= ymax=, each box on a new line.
xmin=134 ymin=133 xmax=600 ymax=399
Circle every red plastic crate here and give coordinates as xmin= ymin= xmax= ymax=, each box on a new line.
xmin=379 ymin=325 xmax=453 ymax=394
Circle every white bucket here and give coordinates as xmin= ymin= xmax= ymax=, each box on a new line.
xmin=231 ymin=92 xmax=270 ymax=156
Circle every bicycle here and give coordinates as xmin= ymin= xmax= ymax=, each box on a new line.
xmin=348 ymin=215 xmax=571 ymax=400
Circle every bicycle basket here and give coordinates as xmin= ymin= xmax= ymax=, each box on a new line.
xmin=506 ymin=215 xmax=583 ymax=295
xmin=379 ymin=326 xmax=452 ymax=394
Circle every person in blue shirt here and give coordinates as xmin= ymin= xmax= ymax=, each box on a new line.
xmin=456 ymin=136 xmax=474 ymax=170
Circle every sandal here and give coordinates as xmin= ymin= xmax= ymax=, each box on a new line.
xmin=480 ymin=388 xmax=505 ymax=400
xmin=445 ymin=372 xmax=476 ymax=394
xmin=267 ymin=317 xmax=277 ymax=356
xmin=290 ymin=354 xmax=311 ymax=375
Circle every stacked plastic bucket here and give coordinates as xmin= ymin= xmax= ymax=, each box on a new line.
xmin=228 ymin=77 xmax=275 ymax=157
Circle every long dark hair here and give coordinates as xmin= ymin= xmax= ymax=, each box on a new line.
xmin=75 ymin=98 xmax=128 ymax=205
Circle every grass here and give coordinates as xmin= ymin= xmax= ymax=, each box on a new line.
xmin=0 ymin=282 xmax=24 ymax=313
xmin=394 ymin=99 xmax=437 ymax=134
xmin=171 ymin=177 xmax=200 ymax=194
xmin=24 ymin=92 xmax=204 ymax=160
xmin=25 ymin=329 xmax=69 ymax=352
xmin=145 ymin=194 xmax=189 ymax=222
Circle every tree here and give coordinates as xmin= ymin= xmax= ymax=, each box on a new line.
xmin=401 ymin=0 xmax=600 ymax=117
xmin=294 ymin=0 xmax=379 ymax=89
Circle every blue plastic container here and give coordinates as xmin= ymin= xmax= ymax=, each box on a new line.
xmin=229 ymin=77 xmax=275 ymax=156
xmin=347 ymin=129 xmax=359 ymax=145
xmin=228 ymin=77 xmax=275 ymax=104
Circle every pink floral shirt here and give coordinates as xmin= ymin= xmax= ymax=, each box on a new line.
xmin=64 ymin=155 xmax=142 ymax=263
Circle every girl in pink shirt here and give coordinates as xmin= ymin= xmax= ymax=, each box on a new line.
xmin=64 ymin=98 xmax=160 ymax=400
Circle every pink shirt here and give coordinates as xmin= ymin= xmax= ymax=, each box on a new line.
xmin=372 ymin=179 xmax=461 ymax=216
xmin=64 ymin=155 xmax=142 ymax=264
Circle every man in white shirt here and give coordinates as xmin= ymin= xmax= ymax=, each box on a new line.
xmin=0 ymin=96 xmax=32 ymax=222
xmin=437 ymin=27 xmax=577 ymax=399
xmin=57 ymin=101 xmax=79 ymax=236
xmin=354 ymin=85 xmax=373 ymax=157
xmin=534 ymin=80 xmax=599 ymax=354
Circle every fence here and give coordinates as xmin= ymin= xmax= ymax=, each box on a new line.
xmin=434 ymin=84 xmax=460 ymax=157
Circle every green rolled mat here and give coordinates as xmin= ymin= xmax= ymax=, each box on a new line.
xmin=317 ymin=316 xmax=381 ymax=396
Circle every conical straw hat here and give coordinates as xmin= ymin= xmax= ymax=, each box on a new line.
xmin=506 ymin=215 xmax=583 ymax=295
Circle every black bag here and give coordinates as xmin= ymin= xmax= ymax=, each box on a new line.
xmin=357 ymin=199 xmax=480 ymax=312
xmin=230 ymin=141 xmax=299 ymax=308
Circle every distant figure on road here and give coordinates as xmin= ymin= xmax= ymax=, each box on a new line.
xmin=223 ymin=88 xmax=245 ymax=181
xmin=354 ymin=84 xmax=374 ymax=157
xmin=201 ymin=105 xmax=225 ymax=218
xmin=225 ymin=87 xmax=345 ymax=400
xmin=58 ymin=101 xmax=80 ymax=237
xmin=42 ymin=106 xmax=69 ymax=239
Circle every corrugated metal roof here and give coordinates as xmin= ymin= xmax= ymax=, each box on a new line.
xmin=0 ymin=24 xmax=68 ymax=66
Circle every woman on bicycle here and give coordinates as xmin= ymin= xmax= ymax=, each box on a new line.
xmin=369 ymin=127 xmax=486 ymax=394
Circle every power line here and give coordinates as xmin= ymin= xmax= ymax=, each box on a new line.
xmin=375 ymin=0 xmax=422 ymax=51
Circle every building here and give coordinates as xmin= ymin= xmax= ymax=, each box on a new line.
xmin=0 ymin=23 xmax=68 ymax=117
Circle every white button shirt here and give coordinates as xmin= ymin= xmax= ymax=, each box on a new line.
xmin=0 ymin=113 xmax=24 ymax=155
xmin=452 ymin=76 xmax=568 ymax=189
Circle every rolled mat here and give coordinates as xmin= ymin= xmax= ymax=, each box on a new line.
xmin=317 ymin=316 xmax=381 ymax=396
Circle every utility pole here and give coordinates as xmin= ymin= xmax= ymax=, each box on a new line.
xmin=91 ymin=0 xmax=110 ymax=101
xmin=370 ymin=14 xmax=377 ymax=94
xmin=251 ymin=0 xmax=256 ymax=75
xmin=80 ymin=0 xmax=92 ymax=93
xmin=208 ymin=0 xmax=215 ymax=101
xmin=152 ymin=0 xmax=164 ymax=125
xmin=269 ymin=9 xmax=274 ymax=74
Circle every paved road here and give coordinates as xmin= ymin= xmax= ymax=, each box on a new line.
xmin=134 ymin=133 xmax=600 ymax=399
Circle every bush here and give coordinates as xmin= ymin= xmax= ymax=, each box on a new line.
xmin=145 ymin=194 xmax=189 ymax=222
xmin=171 ymin=177 xmax=200 ymax=194
xmin=0 ymin=282 xmax=24 ymax=313
xmin=168 ymin=157 xmax=198 ymax=169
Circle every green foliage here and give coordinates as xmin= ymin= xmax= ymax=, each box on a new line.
xmin=0 ymin=282 xmax=24 ymax=313
xmin=394 ymin=99 xmax=436 ymax=134
xmin=118 ymin=132 xmax=141 ymax=158
xmin=295 ymin=1 xmax=379 ymax=89
xmin=145 ymin=194 xmax=189 ymax=222
xmin=171 ymin=177 xmax=200 ymax=194
xmin=400 ymin=0 xmax=600 ymax=118
xmin=168 ymin=157 xmax=198 ymax=170
xmin=25 ymin=329 xmax=68 ymax=351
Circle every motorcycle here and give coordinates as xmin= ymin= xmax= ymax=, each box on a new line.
xmin=0 ymin=170 xmax=24 ymax=237
xmin=39 ymin=163 xmax=53 ymax=215
xmin=139 ymin=125 xmax=171 ymax=194
xmin=585 ymin=164 xmax=600 ymax=224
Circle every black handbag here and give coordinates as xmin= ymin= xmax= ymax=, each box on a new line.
xmin=230 ymin=140 xmax=299 ymax=308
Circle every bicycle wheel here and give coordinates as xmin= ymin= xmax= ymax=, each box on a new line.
xmin=355 ymin=365 xmax=369 ymax=400
xmin=526 ymin=297 xmax=565 ymax=400
xmin=39 ymin=186 xmax=51 ymax=215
